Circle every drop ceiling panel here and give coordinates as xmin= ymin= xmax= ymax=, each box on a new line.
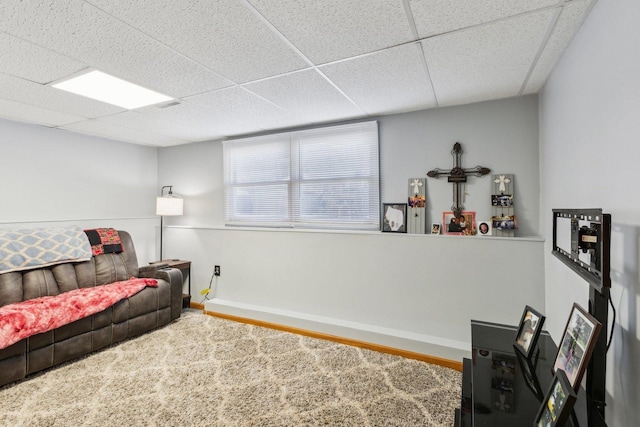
xmin=186 ymin=87 xmax=306 ymax=131
xmin=89 ymin=0 xmax=308 ymax=84
xmin=0 ymin=72 xmax=124 ymax=118
xmin=0 ymin=99 xmax=84 ymax=127
xmin=408 ymin=0 xmax=559 ymax=38
xmin=61 ymin=119 xmax=189 ymax=147
xmin=422 ymin=9 xmax=556 ymax=107
xmin=524 ymin=1 xmax=593 ymax=93
xmin=319 ymin=43 xmax=437 ymax=115
xmin=0 ymin=33 xmax=86 ymax=84
xmin=244 ymin=70 xmax=366 ymax=124
xmin=137 ymin=101 xmax=262 ymax=141
xmin=0 ymin=0 xmax=233 ymax=98
xmin=248 ymin=0 xmax=414 ymax=64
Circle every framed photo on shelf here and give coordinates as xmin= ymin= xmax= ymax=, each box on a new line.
xmin=442 ymin=211 xmax=476 ymax=235
xmin=514 ymin=305 xmax=546 ymax=359
xmin=382 ymin=203 xmax=407 ymax=233
xmin=431 ymin=223 xmax=441 ymax=235
xmin=477 ymin=220 xmax=492 ymax=237
xmin=534 ymin=369 xmax=577 ymax=427
xmin=552 ymin=303 xmax=602 ymax=390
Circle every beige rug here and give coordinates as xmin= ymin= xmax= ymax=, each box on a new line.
xmin=0 ymin=311 xmax=461 ymax=426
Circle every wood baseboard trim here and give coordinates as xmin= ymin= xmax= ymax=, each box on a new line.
xmin=203 ymin=309 xmax=463 ymax=372
xmin=189 ymin=302 xmax=205 ymax=310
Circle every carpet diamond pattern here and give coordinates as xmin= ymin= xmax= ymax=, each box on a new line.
xmin=0 ymin=311 xmax=461 ymax=426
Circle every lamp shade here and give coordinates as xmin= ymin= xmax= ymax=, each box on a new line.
xmin=156 ymin=196 xmax=184 ymax=216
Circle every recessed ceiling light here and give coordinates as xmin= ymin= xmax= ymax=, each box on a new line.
xmin=51 ymin=70 xmax=173 ymax=109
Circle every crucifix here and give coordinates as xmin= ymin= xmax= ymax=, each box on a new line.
xmin=427 ymin=142 xmax=490 ymax=217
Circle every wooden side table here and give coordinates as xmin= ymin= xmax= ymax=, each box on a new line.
xmin=150 ymin=259 xmax=191 ymax=308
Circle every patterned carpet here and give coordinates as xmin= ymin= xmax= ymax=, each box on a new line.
xmin=0 ymin=311 xmax=461 ymax=426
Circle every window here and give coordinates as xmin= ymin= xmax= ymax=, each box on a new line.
xmin=223 ymin=121 xmax=379 ymax=230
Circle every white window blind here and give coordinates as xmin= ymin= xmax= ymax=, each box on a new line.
xmin=223 ymin=121 xmax=379 ymax=230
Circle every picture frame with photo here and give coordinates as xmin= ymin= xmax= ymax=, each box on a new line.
xmin=477 ymin=220 xmax=492 ymax=236
xmin=492 ymin=215 xmax=518 ymax=230
xmin=382 ymin=203 xmax=408 ymax=233
xmin=514 ymin=305 xmax=546 ymax=359
xmin=534 ymin=369 xmax=577 ymax=427
xmin=431 ymin=223 xmax=441 ymax=235
xmin=492 ymin=194 xmax=514 ymax=207
xmin=552 ymin=303 xmax=602 ymax=390
xmin=442 ymin=211 xmax=476 ymax=235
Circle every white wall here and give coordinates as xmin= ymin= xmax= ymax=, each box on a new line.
xmin=159 ymin=96 xmax=545 ymax=361
xmin=540 ymin=1 xmax=640 ymax=425
xmin=0 ymin=118 xmax=160 ymax=264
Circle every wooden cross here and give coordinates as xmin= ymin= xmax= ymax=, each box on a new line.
xmin=427 ymin=142 xmax=491 ymax=217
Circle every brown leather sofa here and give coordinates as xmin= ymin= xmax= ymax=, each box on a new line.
xmin=0 ymin=230 xmax=183 ymax=387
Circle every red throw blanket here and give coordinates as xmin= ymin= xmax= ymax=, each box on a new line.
xmin=0 ymin=277 xmax=157 ymax=350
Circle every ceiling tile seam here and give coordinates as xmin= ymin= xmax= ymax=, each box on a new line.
xmin=518 ymin=7 xmax=564 ymax=95
xmin=236 ymin=86 xmax=307 ymax=122
xmin=402 ymin=0 xmax=420 ymax=40
xmin=314 ymin=68 xmax=370 ymax=115
xmin=241 ymin=0 xmax=315 ymax=68
xmin=83 ymin=0 xmax=237 ymax=92
xmin=413 ymin=42 xmax=439 ymax=108
xmin=529 ymin=0 xmax=598 ymax=92
xmin=416 ymin=4 xmax=564 ymax=41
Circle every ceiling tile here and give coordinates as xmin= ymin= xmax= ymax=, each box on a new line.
xmin=137 ymin=101 xmax=262 ymax=141
xmin=422 ymin=9 xmax=556 ymax=107
xmin=88 ymin=0 xmax=308 ymax=84
xmin=408 ymin=0 xmax=558 ymax=38
xmin=0 ymin=33 xmax=86 ymax=84
xmin=0 ymin=98 xmax=84 ymax=127
xmin=243 ymin=69 xmax=366 ymax=124
xmin=61 ymin=118 xmax=189 ymax=147
xmin=0 ymin=72 xmax=124 ymax=118
xmin=0 ymin=0 xmax=233 ymax=98
xmin=247 ymin=0 xmax=414 ymax=64
xmin=524 ymin=1 xmax=593 ymax=93
xmin=185 ymin=87 xmax=306 ymax=131
xmin=319 ymin=43 xmax=437 ymax=115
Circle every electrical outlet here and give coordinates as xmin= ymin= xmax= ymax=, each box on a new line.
xmin=214 ymin=265 xmax=220 ymax=276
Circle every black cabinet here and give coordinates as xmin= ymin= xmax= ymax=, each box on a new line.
xmin=458 ymin=320 xmax=606 ymax=426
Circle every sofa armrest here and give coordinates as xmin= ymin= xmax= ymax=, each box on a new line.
xmin=139 ymin=265 xmax=183 ymax=320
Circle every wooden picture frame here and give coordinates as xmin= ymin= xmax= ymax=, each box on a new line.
xmin=514 ymin=305 xmax=546 ymax=359
xmin=552 ymin=303 xmax=602 ymax=390
xmin=533 ymin=369 xmax=577 ymax=426
xmin=382 ymin=203 xmax=407 ymax=233
xmin=442 ymin=211 xmax=476 ymax=235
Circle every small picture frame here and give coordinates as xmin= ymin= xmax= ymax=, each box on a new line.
xmin=514 ymin=305 xmax=546 ymax=359
xmin=492 ymin=215 xmax=518 ymax=230
xmin=430 ymin=223 xmax=441 ymax=234
xmin=477 ymin=220 xmax=492 ymax=236
xmin=443 ymin=211 xmax=476 ymax=235
xmin=533 ymin=370 xmax=577 ymax=426
xmin=492 ymin=194 xmax=513 ymax=207
xmin=382 ymin=203 xmax=407 ymax=233
xmin=552 ymin=303 xmax=602 ymax=390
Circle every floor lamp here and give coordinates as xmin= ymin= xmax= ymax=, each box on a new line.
xmin=156 ymin=185 xmax=183 ymax=260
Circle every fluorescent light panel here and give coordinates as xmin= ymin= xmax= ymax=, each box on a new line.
xmin=52 ymin=70 xmax=173 ymax=109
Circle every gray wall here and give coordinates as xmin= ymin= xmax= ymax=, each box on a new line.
xmin=159 ymin=95 xmax=544 ymax=360
xmin=0 ymin=118 xmax=160 ymax=264
xmin=540 ymin=0 xmax=640 ymax=425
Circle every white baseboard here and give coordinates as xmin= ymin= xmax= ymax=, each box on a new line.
xmin=204 ymin=299 xmax=470 ymax=362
